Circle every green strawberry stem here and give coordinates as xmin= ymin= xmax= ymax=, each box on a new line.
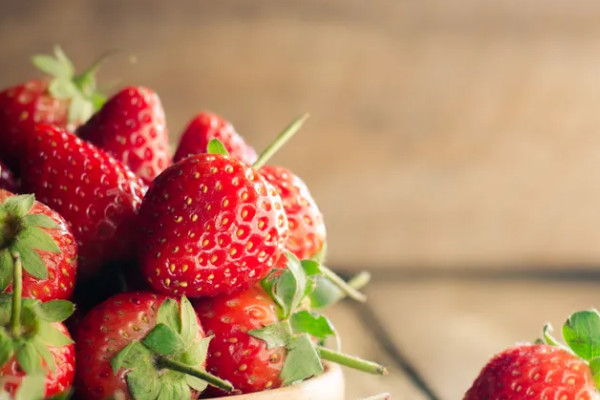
xmin=361 ymin=394 xmax=391 ymax=400
xmin=252 ymin=113 xmax=310 ymax=169
xmin=317 ymin=346 xmax=387 ymax=375
xmin=348 ymin=271 xmax=371 ymax=291
xmin=10 ymin=252 xmax=22 ymax=337
xmin=321 ymin=265 xmax=367 ymax=303
xmin=156 ymin=356 xmax=234 ymax=393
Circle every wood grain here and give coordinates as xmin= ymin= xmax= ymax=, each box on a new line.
xmin=3 ymin=1 xmax=600 ymax=269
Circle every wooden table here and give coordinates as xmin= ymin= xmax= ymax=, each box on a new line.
xmin=334 ymin=267 xmax=600 ymax=399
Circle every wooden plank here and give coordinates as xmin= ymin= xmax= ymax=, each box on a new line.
xmin=366 ymin=278 xmax=600 ymax=400
xmin=327 ymin=302 xmax=426 ymax=399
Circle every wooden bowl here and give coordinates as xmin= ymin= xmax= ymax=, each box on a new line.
xmin=216 ymin=363 xmax=345 ymax=400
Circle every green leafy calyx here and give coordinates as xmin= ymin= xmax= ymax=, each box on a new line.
xmin=111 ymin=296 xmax=233 ymax=398
xmin=32 ymin=46 xmax=106 ymax=126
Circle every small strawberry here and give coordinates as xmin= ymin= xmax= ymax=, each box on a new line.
xmin=465 ymin=310 xmax=600 ymax=400
xmin=20 ymin=124 xmax=145 ymax=278
xmin=0 ymin=252 xmax=76 ymax=398
xmin=196 ymin=253 xmax=386 ymax=396
xmin=173 ymin=112 xmax=257 ymax=165
xmin=137 ymin=152 xmax=288 ymax=297
xmin=0 ymin=161 xmax=18 ymax=193
xmin=0 ymin=191 xmax=77 ymax=301
xmin=0 ymin=46 xmax=105 ymax=172
xmin=259 ymin=165 xmax=326 ymax=261
xmin=78 ymin=86 xmax=171 ymax=185
xmin=75 ymin=291 xmax=233 ymax=400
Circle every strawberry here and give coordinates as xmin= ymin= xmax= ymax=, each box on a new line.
xmin=0 ymin=252 xmax=76 ymax=398
xmin=173 ymin=112 xmax=257 ymax=165
xmin=75 ymin=291 xmax=233 ymax=399
xmin=465 ymin=310 xmax=600 ymax=400
xmin=78 ymin=86 xmax=171 ymax=185
xmin=259 ymin=165 xmax=326 ymax=261
xmin=0 ymin=47 xmax=104 ymax=172
xmin=0 ymin=161 xmax=18 ymax=193
xmin=196 ymin=253 xmax=386 ymax=395
xmin=20 ymin=124 xmax=145 ymax=278
xmin=137 ymin=152 xmax=289 ymax=297
xmin=0 ymin=191 xmax=77 ymax=302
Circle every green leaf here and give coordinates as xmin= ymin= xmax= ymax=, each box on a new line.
xmin=291 ymin=311 xmax=336 ymax=340
xmin=37 ymin=323 xmax=74 ymax=347
xmin=186 ymin=374 xmax=208 ymax=393
xmin=15 ymin=371 xmax=46 ymax=400
xmin=23 ymin=214 xmax=60 ymax=229
xmin=301 ymin=260 xmax=322 ymax=276
xmin=112 ymin=341 xmax=160 ymax=400
xmin=590 ymin=357 xmax=600 ymax=387
xmin=541 ymin=323 xmax=562 ymax=347
xmin=280 ymin=334 xmax=323 ymax=385
xmin=180 ymin=336 xmax=211 ymax=366
xmin=249 ymin=321 xmax=293 ymax=349
xmin=0 ymin=330 xmax=13 ymax=366
xmin=3 ymin=195 xmax=35 ymax=218
xmin=17 ymin=341 xmax=42 ymax=374
xmin=53 ymin=46 xmax=74 ymax=76
xmin=111 ymin=341 xmax=138 ymax=374
xmin=32 ymin=55 xmax=72 ymax=80
xmin=563 ymin=310 xmax=600 ymax=360
xmin=17 ymin=226 xmax=60 ymax=253
xmin=143 ymin=323 xmax=185 ymax=356
xmin=0 ymin=250 xmax=12 ymax=292
xmin=36 ymin=300 xmax=75 ymax=322
xmin=179 ymin=296 xmax=199 ymax=348
xmin=48 ymin=79 xmax=79 ymax=100
xmin=157 ymin=380 xmax=191 ymax=400
xmin=11 ymin=242 xmax=47 ymax=279
xmin=274 ymin=253 xmax=307 ymax=319
xmin=207 ymin=139 xmax=229 ymax=156
xmin=309 ymin=277 xmax=342 ymax=309
xmin=157 ymin=298 xmax=181 ymax=333
xmin=33 ymin=337 xmax=56 ymax=372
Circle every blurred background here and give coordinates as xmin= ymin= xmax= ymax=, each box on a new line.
xmin=4 ymin=1 xmax=600 ymax=399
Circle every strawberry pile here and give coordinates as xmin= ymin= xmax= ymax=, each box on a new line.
xmin=464 ymin=310 xmax=600 ymax=400
xmin=0 ymin=47 xmax=386 ymax=399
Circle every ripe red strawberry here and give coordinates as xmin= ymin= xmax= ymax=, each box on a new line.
xmin=75 ymin=291 xmax=233 ymax=399
xmin=173 ymin=112 xmax=257 ymax=165
xmin=20 ymin=124 xmax=145 ymax=277
xmin=260 ymin=165 xmax=326 ymax=261
xmin=78 ymin=86 xmax=171 ymax=185
xmin=138 ymin=153 xmax=288 ymax=297
xmin=0 ymin=252 xmax=76 ymax=398
xmin=464 ymin=344 xmax=596 ymax=400
xmin=0 ymin=47 xmax=104 ymax=172
xmin=195 ymin=286 xmax=285 ymax=395
xmin=0 ymin=161 xmax=18 ymax=193
xmin=0 ymin=190 xmax=77 ymax=301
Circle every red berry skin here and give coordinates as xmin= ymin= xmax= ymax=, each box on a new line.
xmin=173 ymin=112 xmax=257 ymax=165
xmin=75 ymin=291 xmax=204 ymax=400
xmin=1 ymin=323 xmax=75 ymax=398
xmin=0 ymin=160 xmax=18 ymax=193
xmin=20 ymin=124 xmax=145 ymax=278
xmin=78 ymin=86 xmax=171 ymax=185
xmin=260 ymin=166 xmax=326 ymax=261
xmin=0 ymin=79 xmax=71 ymax=172
xmin=464 ymin=344 xmax=597 ymax=400
xmin=0 ymin=189 xmax=77 ymax=301
xmin=138 ymin=154 xmax=288 ymax=297
xmin=195 ymin=286 xmax=285 ymax=395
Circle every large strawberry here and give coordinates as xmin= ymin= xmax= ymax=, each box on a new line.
xmin=465 ymin=310 xmax=600 ymax=400
xmin=20 ymin=124 xmax=145 ymax=278
xmin=0 ymin=47 xmax=104 ymax=172
xmin=259 ymin=165 xmax=326 ymax=261
xmin=78 ymin=86 xmax=171 ymax=185
xmin=173 ymin=111 xmax=257 ymax=165
xmin=0 ymin=161 xmax=18 ymax=193
xmin=0 ymin=191 xmax=77 ymax=302
xmin=0 ymin=252 xmax=76 ymax=398
xmin=137 ymin=152 xmax=288 ymax=297
xmin=75 ymin=291 xmax=233 ymax=399
xmin=196 ymin=253 xmax=386 ymax=396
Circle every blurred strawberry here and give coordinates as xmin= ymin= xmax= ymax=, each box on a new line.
xmin=0 ymin=46 xmax=104 ymax=172
xmin=78 ymin=86 xmax=171 ymax=184
xmin=174 ymin=112 xmax=257 ymax=165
